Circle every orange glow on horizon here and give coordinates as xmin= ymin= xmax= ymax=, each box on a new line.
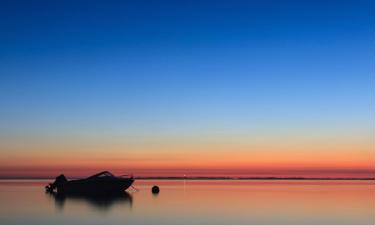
xmin=1 ymin=133 xmax=374 ymax=178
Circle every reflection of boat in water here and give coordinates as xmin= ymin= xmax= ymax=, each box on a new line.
xmin=49 ymin=191 xmax=133 ymax=210
xmin=46 ymin=171 xmax=134 ymax=195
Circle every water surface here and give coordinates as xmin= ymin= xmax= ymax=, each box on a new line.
xmin=1 ymin=180 xmax=375 ymax=225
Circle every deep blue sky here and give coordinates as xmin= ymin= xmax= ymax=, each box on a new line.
xmin=1 ymin=0 xmax=375 ymax=138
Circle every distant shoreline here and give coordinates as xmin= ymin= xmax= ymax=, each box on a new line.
xmin=136 ymin=177 xmax=375 ymax=180
xmin=1 ymin=176 xmax=375 ymax=180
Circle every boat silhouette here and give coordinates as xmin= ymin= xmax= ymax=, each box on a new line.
xmin=46 ymin=171 xmax=134 ymax=195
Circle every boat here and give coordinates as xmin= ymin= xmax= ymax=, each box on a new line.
xmin=45 ymin=171 xmax=134 ymax=195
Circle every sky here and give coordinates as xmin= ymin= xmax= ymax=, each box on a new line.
xmin=0 ymin=0 xmax=375 ymax=178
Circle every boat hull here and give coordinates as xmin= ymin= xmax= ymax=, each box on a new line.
xmin=56 ymin=178 xmax=134 ymax=195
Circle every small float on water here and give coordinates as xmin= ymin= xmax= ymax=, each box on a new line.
xmin=46 ymin=171 xmax=134 ymax=195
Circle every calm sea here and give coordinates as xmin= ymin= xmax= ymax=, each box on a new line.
xmin=1 ymin=179 xmax=375 ymax=225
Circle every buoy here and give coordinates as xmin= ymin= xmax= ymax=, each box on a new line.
xmin=152 ymin=185 xmax=160 ymax=194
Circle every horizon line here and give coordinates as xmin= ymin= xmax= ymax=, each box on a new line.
xmin=2 ymin=176 xmax=375 ymax=181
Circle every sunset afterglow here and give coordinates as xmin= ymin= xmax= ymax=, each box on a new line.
xmin=1 ymin=1 xmax=374 ymax=179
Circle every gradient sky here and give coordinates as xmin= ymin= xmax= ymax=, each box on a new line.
xmin=1 ymin=0 xmax=375 ymax=178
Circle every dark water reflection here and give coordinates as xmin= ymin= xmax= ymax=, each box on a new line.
xmin=48 ymin=192 xmax=133 ymax=211
xmin=1 ymin=180 xmax=375 ymax=225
